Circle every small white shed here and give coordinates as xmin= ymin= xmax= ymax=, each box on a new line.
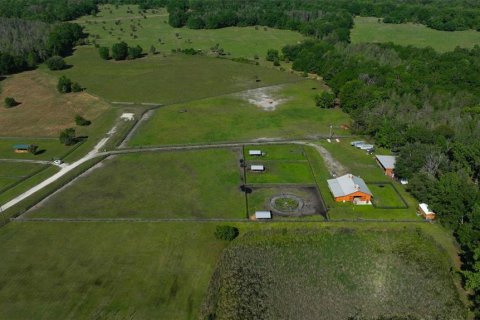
xmin=255 ymin=211 xmax=272 ymax=219
xmin=250 ymin=165 xmax=265 ymax=172
xmin=249 ymin=150 xmax=262 ymax=156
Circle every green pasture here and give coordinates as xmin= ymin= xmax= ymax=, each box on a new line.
xmin=0 ymin=138 xmax=71 ymax=161
xmin=370 ymin=183 xmax=407 ymax=208
xmin=202 ymin=228 xmax=466 ymax=319
xmin=244 ymin=144 xmax=307 ymax=161
xmin=28 ymin=149 xmax=246 ymax=219
xmin=76 ymin=5 xmax=305 ymax=60
xmin=50 ymin=47 xmax=299 ymax=104
xmin=130 ymin=80 xmax=349 ymax=146
xmin=0 ymin=162 xmax=46 ymax=191
xmin=352 ymin=16 xmax=480 ymax=52
xmin=0 ymin=222 xmax=228 ymax=320
xmin=246 ymin=161 xmax=313 ymax=184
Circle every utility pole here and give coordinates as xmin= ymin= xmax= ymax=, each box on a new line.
xmin=329 ymin=124 xmax=333 ymax=139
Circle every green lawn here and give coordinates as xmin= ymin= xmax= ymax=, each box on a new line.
xmin=0 ymin=138 xmax=72 ymax=161
xmin=129 ymin=80 xmax=349 ymax=146
xmin=202 ymin=227 xmax=466 ymax=319
xmin=28 ymin=149 xmax=246 ymax=219
xmin=246 ymin=161 xmax=313 ymax=184
xmin=244 ymin=144 xmax=307 ymax=161
xmin=0 ymin=162 xmax=46 ymax=191
xmin=369 ymin=183 xmax=407 ymax=208
xmin=352 ymin=16 xmax=480 ymax=52
xmin=50 ymin=47 xmax=299 ymax=104
xmin=0 ymin=222 xmax=228 ymax=320
xmin=76 ymin=5 xmax=305 ymax=60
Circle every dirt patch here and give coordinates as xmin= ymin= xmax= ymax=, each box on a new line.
xmin=300 ymin=142 xmax=348 ymax=176
xmin=237 ymin=85 xmax=287 ymax=111
xmin=0 ymin=70 xmax=110 ymax=137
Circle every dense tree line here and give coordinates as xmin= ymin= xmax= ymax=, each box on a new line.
xmin=0 ymin=19 xmax=85 ymax=75
xmin=283 ymin=40 xmax=480 ymax=315
xmin=167 ymin=0 xmax=480 ymax=35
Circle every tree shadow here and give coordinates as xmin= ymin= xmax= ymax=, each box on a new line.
xmin=34 ymin=149 xmax=46 ymax=155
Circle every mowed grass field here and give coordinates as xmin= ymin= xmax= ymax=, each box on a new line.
xmin=203 ymin=228 xmax=466 ymax=320
xmin=129 ymin=80 xmax=349 ymax=146
xmin=76 ymin=5 xmax=305 ymax=60
xmin=28 ymin=149 xmax=246 ymax=219
xmin=0 ymin=222 xmax=228 ymax=320
xmin=352 ymin=16 xmax=480 ymax=52
xmin=370 ymin=183 xmax=407 ymax=208
xmin=52 ymin=47 xmax=299 ymax=104
xmin=0 ymin=162 xmax=45 ymax=191
xmin=0 ymin=138 xmax=72 ymax=161
xmin=0 ymin=71 xmax=110 ymax=137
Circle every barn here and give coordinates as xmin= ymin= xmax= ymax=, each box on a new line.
xmin=13 ymin=144 xmax=31 ymax=153
xmin=418 ymin=203 xmax=436 ymax=220
xmin=327 ymin=174 xmax=372 ymax=204
xmin=376 ymin=155 xmax=396 ymax=178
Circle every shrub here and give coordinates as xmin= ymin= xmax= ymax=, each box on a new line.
xmin=57 ymin=76 xmax=72 ymax=93
xmin=71 ymin=82 xmax=82 ymax=92
xmin=99 ymin=47 xmax=110 ymax=60
xmin=315 ymin=91 xmax=335 ymax=108
xmin=127 ymin=45 xmax=143 ymax=59
xmin=75 ymin=115 xmax=91 ymax=126
xmin=214 ymin=225 xmax=239 ymax=241
xmin=111 ymin=41 xmax=128 ymax=60
xmin=266 ymin=49 xmax=279 ymax=62
xmin=4 ymin=97 xmax=17 ymax=108
xmin=46 ymin=56 xmax=66 ymax=70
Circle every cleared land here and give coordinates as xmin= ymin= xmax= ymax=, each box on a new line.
xmin=0 ymin=138 xmax=73 ymax=161
xmin=370 ymin=183 xmax=407 ymax=208
xmin=0 ymin=162 xmax=45 ymax=191
xmin=0 ymin=71 xmax=109 ymax=137
xmin=77 ymin=5 xmax=305 ymax=60
xmin=27 ymin=149 xmax=246 ymax=219
xmin=202 ymin=228 xmax=466 ymax=320
xmin=130 ymin=80 xmax=349 ymax=146
xmin=352 ymin=16 xmax=480 ymax=52
xmin=52 ymin=47 xmax=299 ymax=104
xmin=0 ymin=222 xmax=228 ymax=320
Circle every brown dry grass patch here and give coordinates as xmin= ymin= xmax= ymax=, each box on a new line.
xmin=0 ymin=70 xmax=109 ymax=137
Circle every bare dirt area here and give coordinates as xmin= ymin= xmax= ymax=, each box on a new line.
xmin=237 ymin=85 xmax=287 ymax=111
xmin=0 ymin=70 xmax=110 ymax=137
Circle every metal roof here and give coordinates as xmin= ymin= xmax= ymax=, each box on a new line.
xmin=251 ymin=165 xmax=265 ymax=171
xmin=419 ymin=203 xmax=435 ymax=215
xmin=249 ymin=150 xmax=262 ymax=155
xmin=255 ymin=211 xmax=271 ymax=219
xmin=327 ymin=174 xmax=372 ymax=197
xmin=13 ymin=144 xmax=30 ymax=149
xmin=376 ymin=155 xmax=396 ymax=169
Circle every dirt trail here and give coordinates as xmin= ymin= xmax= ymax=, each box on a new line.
xmin=297 ymin=141 xmax=348 ymax=176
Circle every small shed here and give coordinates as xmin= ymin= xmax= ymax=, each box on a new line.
xmin=327 ymin=174 xmax=372 ymax=204
xmin=376 ymin=155 xmax=396 ymax=178
xmin=255 ymin=211 xmax=272 ymax=219
xmin=120 ymin=113 xmax=135 ymax=121
xmin=249 ymin=150 xmax=263 ymax=156
xmin=250 ymin=165 xmax=265 ymax=172
xmin=13 ymin=144 xmax=31 ymax=153
xmin=418 ymin=203 xmax=436 ymax=220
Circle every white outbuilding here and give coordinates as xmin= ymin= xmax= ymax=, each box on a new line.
xmin=249 ymin=150 xmax=263 ymax=156
xmin=255 ymin=211 xmax=272 ymax=219
xmin=250 ymin=165 xmax=265 ymax=172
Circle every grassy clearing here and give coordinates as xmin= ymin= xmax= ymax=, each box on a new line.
xmin=370 ymin=183 xmax=407 ymax=208
xmin=244 ymin=144 xmax=307 ymax=161
xmin=0 ymin=138 xmax=72 ymax=161
xmin=76 ymin=5 xmax=305 ymax=60
xmin=246 ymin=161 xmax=313 ymax=184
xmin=352 ymin=16 xmax=480 ymax=52
xmin=0 ymin=162 xmax=45 ymax=190
xmin=0 ymin=70 xmax=110 ymax=137
xmin=0 ymin=222 xmax=228 ymax=320
xmin=202 ymin=227 xmax=466 ymax=320
xmin=50 ymin=47 xmax=299 ymax=105
xmin=28 ymin=149 xmax=246 ymax=219
xmin=130 ymin=80 xmax=349 ymax=146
